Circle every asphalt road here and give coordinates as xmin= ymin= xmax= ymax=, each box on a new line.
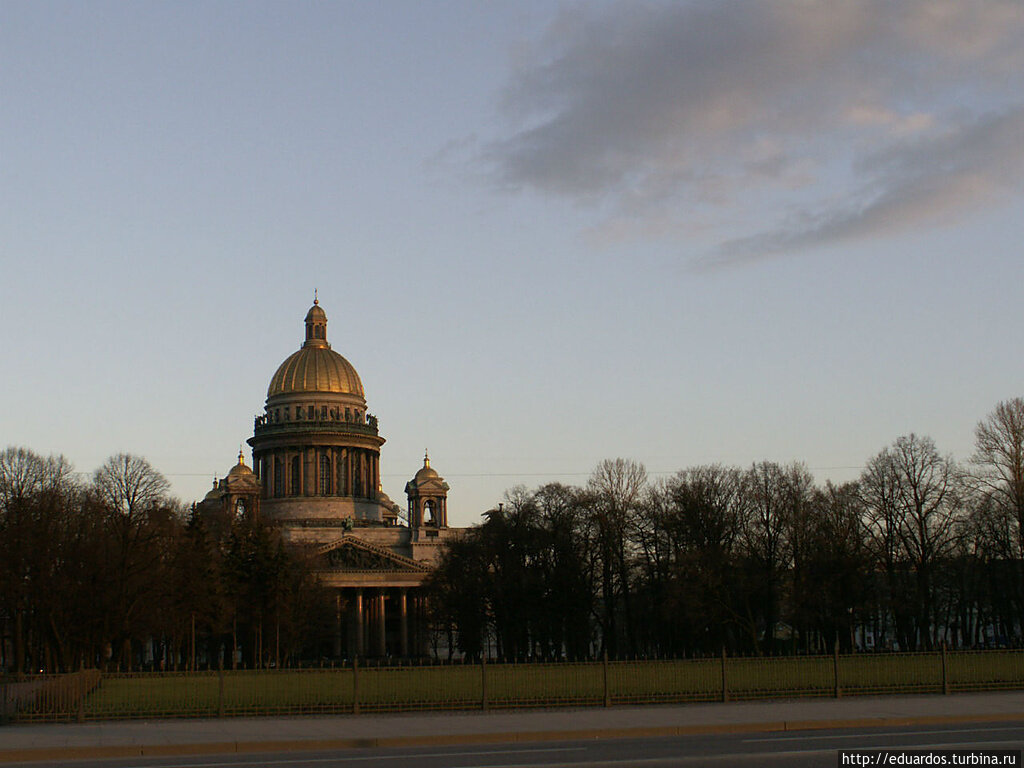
xmin=7 ymin=722 xmax=1023 ymax=768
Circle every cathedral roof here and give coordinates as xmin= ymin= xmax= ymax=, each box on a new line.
xmin=267 ymin=301 xmax=365 ymax=399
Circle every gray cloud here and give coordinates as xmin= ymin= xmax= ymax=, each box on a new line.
xmin=484 ymin=0 xmax=1024 ymax=264
xmin=708 ymin=107 xmax=1024 ymax=266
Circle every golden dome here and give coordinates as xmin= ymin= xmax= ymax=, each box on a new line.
xmin=268 ymin=347 xmax=365 ymax=398
xmin=414 ymin=451 xmax=440 ymax=482
xmin=203 ymin=479 xmax=224 ymax=502
xmin=267 ymin=301 xmax=365 ymax=399
xmin=227 ymin=450 xmax=254 ymax=478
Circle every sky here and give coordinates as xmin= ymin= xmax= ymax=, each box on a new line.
xmin=2 ymin=1 xmax=1023 ymax=526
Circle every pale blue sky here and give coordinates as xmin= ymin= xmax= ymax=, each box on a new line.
xmin=3 ymin=1 xmax=1022 ymax=525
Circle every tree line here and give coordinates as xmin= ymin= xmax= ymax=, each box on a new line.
xmin=4 ymin=398 xmax=1023 ymax=672
xmin=0 ymin=452 xmax=332 ymax=674
xmin=426 ymin=398 xmax=1024 ymax=660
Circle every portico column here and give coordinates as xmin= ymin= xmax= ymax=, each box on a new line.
xmin=376 ymin=590 xmax=387 ymax=657
xmin=333 ymin=591 xmax=342 ymax=658
xmin=355 ymin=589 xmax=364 ymax=657
xmin=413 ymin=593 xmax=426 ymax=657
xmin=399 ymin=589 xmax=408 ymax=657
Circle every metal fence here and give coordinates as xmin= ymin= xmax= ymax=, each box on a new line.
xmin=2 ymin=649 xmax=1023 ymax=723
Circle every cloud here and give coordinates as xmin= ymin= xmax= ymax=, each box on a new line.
xmin=482 ymin=0 xmax=1024 ymax=264
xmin=707 ymin=107 xmax=1024 ymax=266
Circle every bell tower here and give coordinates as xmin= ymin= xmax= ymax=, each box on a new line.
xmin=404 ymin=452 xmax=449 ymax=529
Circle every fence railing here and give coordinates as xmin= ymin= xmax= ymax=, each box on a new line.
xmin=2 ymin=649 xmax=1022 ymax=723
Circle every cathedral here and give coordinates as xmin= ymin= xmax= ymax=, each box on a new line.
xmin=196 ymin=299 xmax=461 ymax=658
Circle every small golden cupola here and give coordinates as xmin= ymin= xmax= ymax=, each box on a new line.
xmin=303 ymin=297 xmax=329 ymax=347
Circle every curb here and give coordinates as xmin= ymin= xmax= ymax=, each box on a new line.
xmin=3 ymin=712 xmax=1024 ymax=764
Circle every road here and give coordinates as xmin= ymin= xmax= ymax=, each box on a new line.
xmin=6 ymin=721 xmax=1022 ymax=768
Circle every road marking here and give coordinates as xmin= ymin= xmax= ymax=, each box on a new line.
xmin=127 ymin=746 xmax=588 ymax=768
xmin=744 ymin=725 xmax=1024 ymax=742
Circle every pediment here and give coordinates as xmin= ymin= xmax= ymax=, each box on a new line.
xmin=314 ymin=534 xmax=430 ymax=573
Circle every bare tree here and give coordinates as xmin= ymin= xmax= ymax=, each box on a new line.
xmin=862 ymin=435 xmax=961 ymax=649
xmin=587 ymin=458 xmax=647 ymax=656
xmin=0 ymin=447 xmax=79 ymax=672
xmin=972 ymin=397 xmax=1024 ymax=559
xmin=971 ymin=397 xmax=1024 ymax=641
xmin=92 ymin=453 xmax=177 ymax=670
xmin=657 ymin=464 xmax=746 ymax=653
xmin=740 ymin=462 xmax=797 ymax=653
xmin=93 ymin=453 xmax=171 ymax=520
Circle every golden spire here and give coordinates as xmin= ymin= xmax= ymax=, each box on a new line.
xmin=313 ymin=287 xmax=318 ymax=305
xmin=237 ymin=447 xmax=245 ymax=466
xmin=424 ymin=449 xmax=430 ymax=468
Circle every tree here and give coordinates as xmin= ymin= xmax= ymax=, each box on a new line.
xmin=972 ymin=397 xmax=1024 ymax=559
xmin=739 ymin=462 xmax=797 ymax=653
xmin=795 ymin=482 xmax=872 ymax=652
xmin=587 ymin=459 xmax=647 ymax=656
xmin=640 ymin=464 xmax=747 ymax=655
xmin=533 ymin=483 xmax=593 ymax=659
xmin=91 ymin=453 xmax=180 ymax=670
xmin=861 ymin=435 xmax=961 ymax=649
xmin=0 ymin=447 xmax=81 ymax=672
xmin=964 ymin=398 xmax=1024 ymax=644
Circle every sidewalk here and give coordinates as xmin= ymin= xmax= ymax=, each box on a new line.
xmin=2 ymin=691 xmax=1024 ymax=763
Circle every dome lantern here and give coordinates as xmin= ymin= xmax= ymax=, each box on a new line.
xmin=303 ymin=296 xmax=329 ymax=350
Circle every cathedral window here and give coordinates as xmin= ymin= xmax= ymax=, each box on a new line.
xmin=307 ymin=405 xmax=314 ymax=420
xmin=336 ymin=453 xmax=347 ymax=495
xmin=274 ymin=459 xmax=283 ymax=497
xmin=291 ymin=455 xmax=301 ymax=496
xmin=320 ymin=453 xmax=332 ymax=495
xmin=321 ymin=405 xmax=327 ymax=420
xmin=353 ymin=454 xmax=363 ymax=498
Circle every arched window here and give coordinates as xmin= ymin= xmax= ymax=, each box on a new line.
xmin=424 ymin=500 xmax=435 ymax=525
xmin=291 ymin=455 xmax=301 ymax=496
xmin=235 ymin=499 xmax=247 ymax=519
xmin=274 ymin=458 xmax=283 ymax=498
xmin=320 ymin=453 xmax=332 ymax=496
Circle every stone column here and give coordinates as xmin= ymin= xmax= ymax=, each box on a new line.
xmin=376 ymin=590 xmax=387 ymax=657
xmin=399 ymin=589 xmax=408 ymax=657
xmin=355 ymin=589 xmax=364 ymax=657
xmin=333 ymin=591 xmax=343 ymax=658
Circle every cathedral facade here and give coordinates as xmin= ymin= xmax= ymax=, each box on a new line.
xmin=198 ymin=300 xmax=461 ymax=658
